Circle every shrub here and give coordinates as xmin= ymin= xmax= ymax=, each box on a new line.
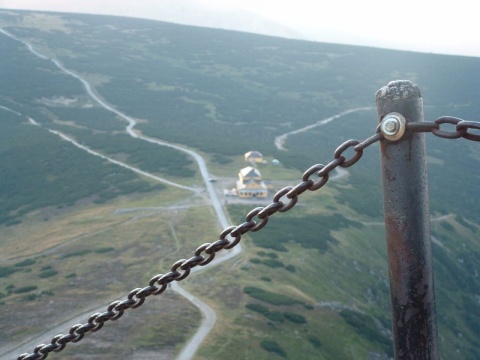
xmin=251 ymin=214 xmax=359 ymax=252
xmin=441 ymin=221 xmax=454 ymax=231
xmin=0 ymin=266 xmax=18 ymax=278
xmin=95 ymin=247 xmax=114 ymax=253
xmin=259 ymin=276 xmax=271 ymax=282
xmin=13 ymin=285 xmax=38 ymax=294
xmin=455 ymin=215 xmax=477 ymax=232
xmin=21 ymin=294 xmax=38 ymax=302
xmin=65 ymin=273 xmax=77 ymax=278
xmin=260 ymin=340 xmax=286 ymax=357
xmin=6 ymin=219 xmax=22 ymax=226
xmin=265 ymin=311 xmax=284 ymax=322
xmin=243 ymin=286 xmax=303 ymax=306
xmin=212 ymin=153 xmax=232 ymax=165
xmin=262 ymin=259 xmax=284 ymax=268
xmin=285 ymin=264 xmax=296 ymax=272
xmin=62 ymin=249 xmax=92 ymax=258
xmin=245 ymin=303 xmax=269 ymax=315
xmin=309 ymin=335 xmax=322 ymax=349
xmin=39 ymin=269 xmax=58 ymax=278
xmin=284 ymin=311 xmax=306 ymax=324
xmin=15 ymin=259 xmax=36 ymax=267
xmin=340 ymin=310 xmax=392 ymax=357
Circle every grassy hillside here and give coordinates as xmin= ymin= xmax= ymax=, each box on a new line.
xmin=0 ymin=10 xmax=479 ymax=359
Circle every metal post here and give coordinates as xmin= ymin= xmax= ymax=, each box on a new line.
xmin=376 ymin=80 xmax=439 ymax=359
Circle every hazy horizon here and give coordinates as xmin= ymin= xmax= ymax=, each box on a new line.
xmin=0 ymin=0 xmax=479 ymax=58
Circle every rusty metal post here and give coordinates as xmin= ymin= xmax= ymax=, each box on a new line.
xmin=376 ymin=80 xmax=439 ymax=359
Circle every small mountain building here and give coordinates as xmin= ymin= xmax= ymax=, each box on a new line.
xmin=236 ymin=166 xmax=268 ymax=198
xmin=244 ymin=150 xmax=263 ymax=164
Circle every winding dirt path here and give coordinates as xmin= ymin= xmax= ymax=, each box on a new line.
xmin=274 ymin=107 xmax=372 ymax=151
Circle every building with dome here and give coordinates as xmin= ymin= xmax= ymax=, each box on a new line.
xmin=236 ymin=166 xmax=268 ymax=198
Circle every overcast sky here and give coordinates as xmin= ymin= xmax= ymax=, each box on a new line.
xmin=1 ymin=0 xmax=479 ymax=57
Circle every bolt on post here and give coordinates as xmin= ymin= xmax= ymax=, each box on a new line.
xmin=380 ymin=112 xmax=406 ymax=141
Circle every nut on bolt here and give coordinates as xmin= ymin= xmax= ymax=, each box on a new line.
xmin=381 ymin=112 xmax=406 ymax=141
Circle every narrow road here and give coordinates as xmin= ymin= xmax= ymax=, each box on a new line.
xmin=274 ymin=107 xmax=372 ymax=151
xmin=171 ymin=283 xmax=216 ymax=360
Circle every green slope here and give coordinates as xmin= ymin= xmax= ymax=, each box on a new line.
xmin=0 ymin=10 xmax=479 ymax=359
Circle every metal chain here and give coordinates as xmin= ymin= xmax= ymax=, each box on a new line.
xmin=406 ymin=116 xmax=480 ymax=141
xmin=17 ymin=116 xmax=479 ymax=360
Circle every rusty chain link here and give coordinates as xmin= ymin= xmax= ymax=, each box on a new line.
xmin=406 ymin=116 xmax=480 ymax=141
xmin=17 ymin=116 xmax=479 ymax=360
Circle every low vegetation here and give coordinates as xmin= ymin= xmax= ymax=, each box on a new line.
xmin=340 ymin=310 xmax=392 ymax=357
xmin=0 ymin=112 xmax=166 ymax=225
xmin=230 ymin=206 xmax=362 ymax=252
xmin=243 ymin=286 xmax=304 ymax=306
xmin=260 ymin=340 xmax=287 ymax=357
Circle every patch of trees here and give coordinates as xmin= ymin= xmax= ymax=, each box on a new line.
xmin=431 ymin=240 xmax=480 ymax=294
xmin=260 ymin=340 xmax=286 ymax=357
xmin=340 ymin=309 xmax=392 ymax=357
xmin=228 ymin=206 xmax=357 ymax=252
xmin=0 ymin=266 xmax=18 ymax=279
xmin=250 ymin=251 xmax=296 ymax=271
xmin=14 ymin=259 xmax=36 ymax=267
xmin=431 ymin=239 xmax=480 ymax=351
xmin=233 ymin=208 xmax=362 ymax=252
xmin=13 ymin=285 xmax=38 ymax=294
xmin=246 ymin=303 xmax=307 ymax=325
xmin=64 ymin=130 xmax=196 ymax=178
xmin=427 ymin=135 xmax=480 ymax=221
xmin=0 ymin=35 xmax=84 ymax=113
xmin=0 ymin=115 xmax=165 ymax=225
xmin=38 ymin=265 xmax=58 ymax=278
xmin=243 ymin=286 xmax=304 ymax=306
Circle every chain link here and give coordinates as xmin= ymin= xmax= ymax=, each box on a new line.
xmin=405 ymin=116 xmax=480 ymax=141
xmin=17 ymin=116 xmax=479 ymax=360
xmin=456 ymin=120 xmax=480 ymax=141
